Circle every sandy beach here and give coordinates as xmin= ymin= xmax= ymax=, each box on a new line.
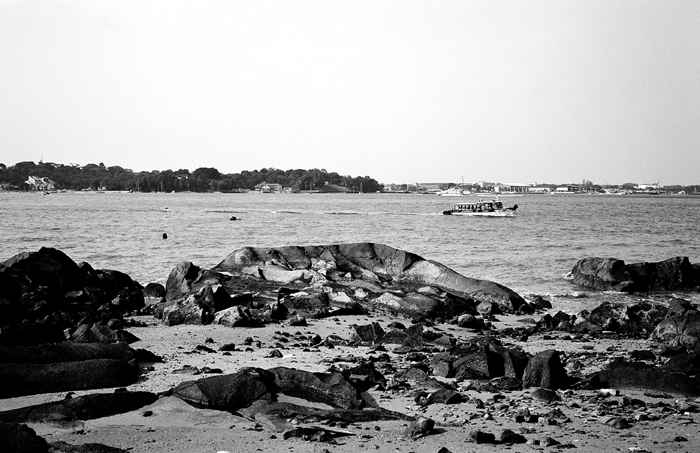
xmin=3 ymin=312 xmax=698 ymax=453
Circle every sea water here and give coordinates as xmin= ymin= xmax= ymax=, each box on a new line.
xmin=2 ymin=191 xmax=699 ymax=311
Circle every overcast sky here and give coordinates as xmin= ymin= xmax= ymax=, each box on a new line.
xmin=1 ymin=1 xmax=698 ymax=185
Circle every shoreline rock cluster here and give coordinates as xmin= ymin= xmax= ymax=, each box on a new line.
xmin=1 ymin=246 xmax=699 ymax=452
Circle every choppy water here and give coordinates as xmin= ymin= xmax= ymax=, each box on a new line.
xmin=2 ymin=191 xmax=699 ymax=310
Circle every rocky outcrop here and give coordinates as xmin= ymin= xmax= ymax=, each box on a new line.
xmin=572 ymin=256 xmax=700 ymax=292
xmin=214 ymin=243 xmax=525 ymax=314
xmin=583 ymin=352 xmax=700 ymax=396
xmin=522 ymin=350 xmax=569 ymax=390
xmin=0 ymin=390 xmax=158 ymax=423
xmin=0 ymin=359 xmax=138 ymax=398
xmin=652 ymin=309 xmax=700 ymax=353
xmin=0 ymin=247 xmax=144 ymax=345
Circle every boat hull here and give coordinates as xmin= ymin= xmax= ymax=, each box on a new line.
xmin=443 ymin=210 xmax=515 ymax=217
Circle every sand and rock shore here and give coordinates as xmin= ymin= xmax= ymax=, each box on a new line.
xmin=1 ymin=244 xmax=699 ymax=453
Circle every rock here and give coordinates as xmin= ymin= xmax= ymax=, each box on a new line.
xmin=0 ymin=422 xmax=48 ymax=453
xmin=499 ymin=429 xmax=527 ymax=444
xmin=0 ymin=359 xmax=138 ymax=398
xmin=172 ymin=367 xmax=275 ymax=411
xmin=652 ymin=311 xmax=700 ymax=352
xmin=581 ymin=301 xmax=667 ymax=336
xmin=47 ymin=440 xmax=127 ymax=452
xmin=270 ymin=367 xmax=364 ymax=409
xmin=0 ymin=248 xmax=144 ymax=345
xmin=287 ymin=315 xmax=307 ymax=326
xmin=583 ymin=352 xmax=700 ymax=396
xmin=531 ymin=295 xmax=552 ymax=309
xmin=214 ymin=306 xmax=262 ymax=328
xmin=351 ymin=322 xmax=385 ymax=345
xmin=143 ymin=282 xmax=165 ymax=299
xmin=434 ymin=337 xmax=529 ymax=380
xmin=0 ymin=342 xmax=136 ymax=364
xmin=457 ymin=314 xmax=480 ymax=329
xmin=522 ymin=350 xmax=569 ymax=390
xmin=161 ymin=290 xmax=213 ymax=326
xmin=165 ymin=261 xmax=230 ymax=303
xmin=572 ymin=256 xmax=700 ymax=292
xmin=469 ymin=429 xmax=496 ymax=444
xmin=531 ymin=387 xmax=561 ymax=402
xmin=0 ymin=390 xmax=158 ymax=423
xmin=69 ymin=323 xmax=140 ymax=344
xmin=403 ymin=416 xmax=434 ymax=439
xmin=213 ymin=243 xmax=525 ymax=313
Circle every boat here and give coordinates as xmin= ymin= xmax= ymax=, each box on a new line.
xmin=437 ymin=187 xmax=470 ymax=196
xmin=442 ymin=198 xmax=518 ymax=217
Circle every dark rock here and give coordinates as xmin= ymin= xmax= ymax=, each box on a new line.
xmin=287 ymin=315 xmax=307 ymax=326
xmin=0 ymin=422 xmax=48 ymax=453
xmin=69 ymin=324 xmax=140 ymax=344
xmin=457 ymin=314 xmax=480 ymax=329
xmin=0 ymin=342 xmax=136 ymax=364
xmin=213 ymin=243 xmax=526 ymax=314
xmin=469 ymin=429 xmax=496 ymax=444
xmin=582 ymin=301 xmax=667 ymax=336
xmin=172 ymin=367 xmax=275 ymax=411
xmin=143 ymin=282 xmax=165 ymax=299
xmin=531 ymin=387 xmax=561 ymax=402
xmin=351 ymin=322 xmax=385 ymax=345
xmin=270 ymin=367 xmax=363 ymax=409
xmin=499 ymin=429 xmax=527 ymax=444
xmin=0 ymin=359 xmax=138 ymax=398
xmin=47 ymin=440 xmax=127 ymax=452
xmin=652 ymin=311 xmax=700 ymax=352
xmin=214 ymin=306 xmax=262 ymax=328
xmin=0 ymin=390 xmax=158 ymax=423
xmin=522 ymin=350 xmax=568 ymax=390
xmin=629 ymin=349 xmax=656 ymax=361
xmin=572 ymin=256 xmax=700 ymax=292
xmin=531 ymin=295 xmax=552 ymax=309
xmin=583 ymin=352 xmax=700 ymax=396
xmin=403 ymin=417 xmax=434 ymax=439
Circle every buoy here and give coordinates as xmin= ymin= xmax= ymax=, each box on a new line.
xmin=230 ymin=216 xmax=237 ymax=221
xmin=162 ymin=233 xmax=168 ymax=239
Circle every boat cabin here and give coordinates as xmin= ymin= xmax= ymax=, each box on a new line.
xmin=452 ymin=200 xmax=503 ymax=213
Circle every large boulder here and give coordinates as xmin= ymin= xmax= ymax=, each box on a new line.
xmin=583 ymin=352 xmax=700 ymax=396
xmin=0 ymin=248 xmax=144 ymax=344
xmin=213 ymin=243 xmax=525 ymax=314
xmin=572 ymin=256 xmax=700 ymax=292
xmin=522 ymin=350 xmax=569 ymax=390
xmin=579 ymin=301 xmax=667 ymax=336
xmin=652 ymin=310 xmax=700 ymax=352
xmin=431 ymin=338 xmax=529 ymax=381
xmin=0 ymin=390 xmax=157 ymax=423
xmin=269 ymin=367 xmax=364 ymax=409
xmin=172 ymin=367 xmax=275 ymax=411
xmin=0 ymin=422 xmax=48 ymax=453
xmin=0 ymin=359 xmax=138 ymax=398
xmin=0 ymin=342 xmax=136 ymax=364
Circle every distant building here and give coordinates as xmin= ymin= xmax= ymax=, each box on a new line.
xmin=529 ymin=186 xmax=551 ymax=193
xmin=25 ymin=175 xmax=57 ymax=191
xmin=636 ymin=181 xmax=660 ymax=190
xmin=254 ymin=182 xmax=283 ymax=193
xmin=494 ymin=183 xmax=530 ymax=193
xmin=419 ymin=183 xmax=451 ymax=193
xmin=555 ymin=185 xmax=581 ymax=193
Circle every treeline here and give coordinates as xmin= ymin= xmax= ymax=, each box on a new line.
xmin=0 ymin=161 xmax=382 ymax=193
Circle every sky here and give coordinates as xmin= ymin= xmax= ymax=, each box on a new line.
xmin=1 ymin=1 xmax=699 ymax=186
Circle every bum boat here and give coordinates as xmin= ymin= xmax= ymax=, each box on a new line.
xmin=442 ymin=198 xmax=518 ymax=217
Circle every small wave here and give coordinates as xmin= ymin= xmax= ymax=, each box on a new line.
xmin=561 ymin=271 xmax=573 ymax=280
xmin=270 ymin=210 xmax=302 ymax=214
xmin=327 ymin=211 xmax=361 ymax=216
xmin=204 ymin=209 xmax=245 ymax=213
